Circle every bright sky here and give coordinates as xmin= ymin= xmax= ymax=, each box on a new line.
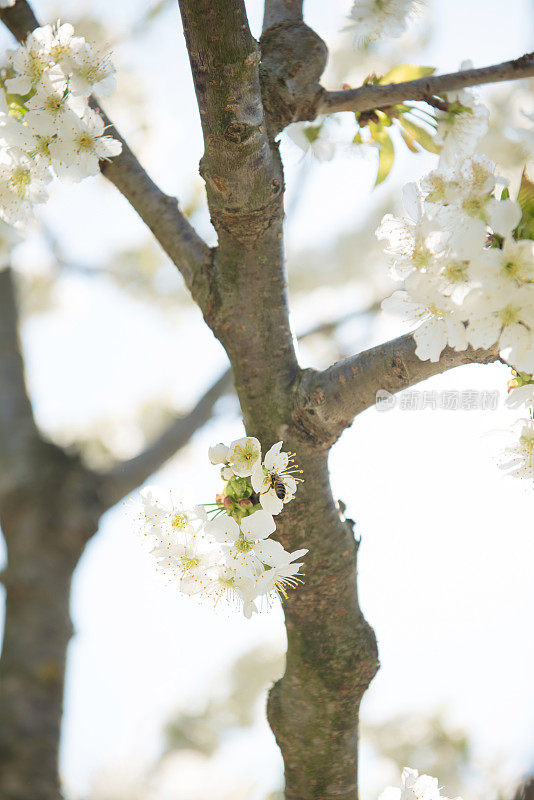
xmin=1 ymin=1 xmax=534 ymax=799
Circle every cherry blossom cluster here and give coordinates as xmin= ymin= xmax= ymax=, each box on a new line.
xmin=0 ymin=22 xmax=121 ymax=227
xmin=379 ymin=768 xmax=463 ymax=800
xmin=137 ymin=437 xmax=306 ymax=618
xmin=347 ymin=0 xmax=426 ymax=46
xmin=378 ymin=87 xmax=534 ymax=479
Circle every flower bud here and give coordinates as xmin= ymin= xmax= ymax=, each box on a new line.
xmin=209 ymin=442 xmax=230 ymax=464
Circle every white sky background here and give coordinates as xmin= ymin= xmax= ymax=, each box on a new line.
xmin=1 ymin=0 xmax=534 ymax=798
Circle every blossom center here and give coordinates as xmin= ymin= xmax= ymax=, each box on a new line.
xmin=234 ymin=536 xmax=252 ymax=553
xmin=10 ymin=166 xmax=31 ymax=196
xmin=233 ymin=442 xmax=258 ymax=468
xmin=499 ymin=304 xmax=520 ymax=326
xmin=444 ymin=260 xmax=468 ymax=284
xmin=75 ymin=132 xmax=96 ymax=152
xmin=171 ymin=513 xmax=188 ymax=530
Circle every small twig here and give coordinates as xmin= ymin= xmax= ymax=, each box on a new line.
xmin=317 ymin=52 xmax=534 ymax=117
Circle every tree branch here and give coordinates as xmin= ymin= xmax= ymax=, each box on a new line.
xmin=97 ymin=368 xmax=233 ymax=509
xmin=177 ymin=0 xmax=299 ymax=434
xmin=0 ymin=268 xmax=41 ymax=496
xmin=262 ymin=0 xmax=303 ymax=31
xmin=295 ymin=333 xmax=500 ymax=444
xmin=317 ymin=52 xmax=534 ymax=116
xmin=177 ymin=0 xmax=283 ymax=246
xmin=0 ymin=1 xmax=213 ymax=309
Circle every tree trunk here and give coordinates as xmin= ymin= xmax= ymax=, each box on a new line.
xmin=0 ymin=449 xmax=97 ymax=800
xmin=266 ymin=443 xmax=379 ymax=800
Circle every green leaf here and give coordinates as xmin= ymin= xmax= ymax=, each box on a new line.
xmin=374 ymin=130 xmax=395 ymax=186
xmin=353 ymin=132 xmax=364 ymax=144
xmin=380 ymin=64 xmax=436 ymax=84
xmin=368 ymin=120 xmax=382 ymax=142
xmin=376 ymin=109 xmax=393 ymax=127
xmin=515 ymin=168 xmax=534 ymax=240
xmin=398 ymin=117 xmax=441 ymax=154
xmin=500 ymin=187 xmax=510 ymax=201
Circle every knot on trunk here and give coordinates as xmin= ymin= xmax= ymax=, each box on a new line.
xmin=209 ymin=192 xmax=282 ymax=246
xmin=291 ymin=368 xmax=349 ymax=447
xmin=260 ymin=21 xmax=328 ymax=136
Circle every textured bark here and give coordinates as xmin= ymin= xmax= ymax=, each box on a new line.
xmin=175 ymin=4 xmax=379 ymax=797
xmin=0 ymin=270 xmax=40 ymax=495
xmin=262 ymin=0 xmax=303 ymax=31
xmin=318 ymin=52 xmax=534 ymax=117
xmin=267 ymin=445 xmax=378 ymax=800
xmin=296 ymin=334 xmax=500 ymax=443
xmin=0 ymin=268 xmax=221 ymax=797
xmin=260 ymin=21 xmax=327 ymax=135
xmin=0 ymin=441 xmax=99 ymax=800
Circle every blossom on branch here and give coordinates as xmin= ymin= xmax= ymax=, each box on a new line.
xmin=347 ymin=0 xmax=426 ymax=46
xmin=379 ymin=767 xmax=462 ymax=800
xmin=135 ymin=439 xmax=306 ymax=618
xmin=0 ymin=22 xmax=121 ymax=226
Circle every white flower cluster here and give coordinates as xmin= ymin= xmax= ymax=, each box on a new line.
xmin=347 ymin=0 xmax=426 ymax=46
xmin=137 ymin=437 xmax=306 ymax=618
xmin=378 ymin=88 xmax=534 ymax=479
xmin=0 ymin=23 xmax=121 ymax=227
xmin=434 ymin=70 xmax=489 ymax=168
xmin=379 ymin=768 xmax=462 ymax=800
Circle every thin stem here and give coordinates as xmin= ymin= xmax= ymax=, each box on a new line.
xmin=318 ymin=52 xmax=534 ymax=116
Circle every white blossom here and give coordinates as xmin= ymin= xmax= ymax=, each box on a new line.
xmin=377 ymin=183 xmax=445 ymax=279
xmin=487 ymin=197 xmax=522 ymax=238
xmin=285 ymin=119 xmax=335 ymax=162
xmin=25 ymin=75 xmax=85 ymax=136
xmin=506 ymin=383 xmax=534 ymax=409
xmin=207 ymin=510 xmax=276 ymax=578
xmin=382 ymin=273 xmax=468 ymax=361
xmin=435 ymin=85 xmax=489 ymax=167
xmin=0 ymin=23 xmax=122 ymax=226
xmin=208 ymin=442 xmax=230 ymax=464
xmin=470 ymin=237 xmax=534 ymax=288
xmin=380 ymin=767 xmax=461 ymax=800
xmin=0 ymin=148 xmax=51 ymax=225
xmin=500 ymin=419 xmax=534 ymax=479
xmin=49 ymin=109 xmax=122 ymax=182
xmin=136 ymin=438 xmax=307 ymax=617
xmin=227 ymin=436 xmax=262 ymax=477
xmin=63 ymin=39 xmax=117 ymax=98
xmin=346 ymin=0 xmax=425 ymax=46
xmin=251 ymin=441 xmax=300 ymax=515
xmin=5 ymin=28 xmax=54 ymax=95
xmin=465 ymin=284 xmax=534 ymax=360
